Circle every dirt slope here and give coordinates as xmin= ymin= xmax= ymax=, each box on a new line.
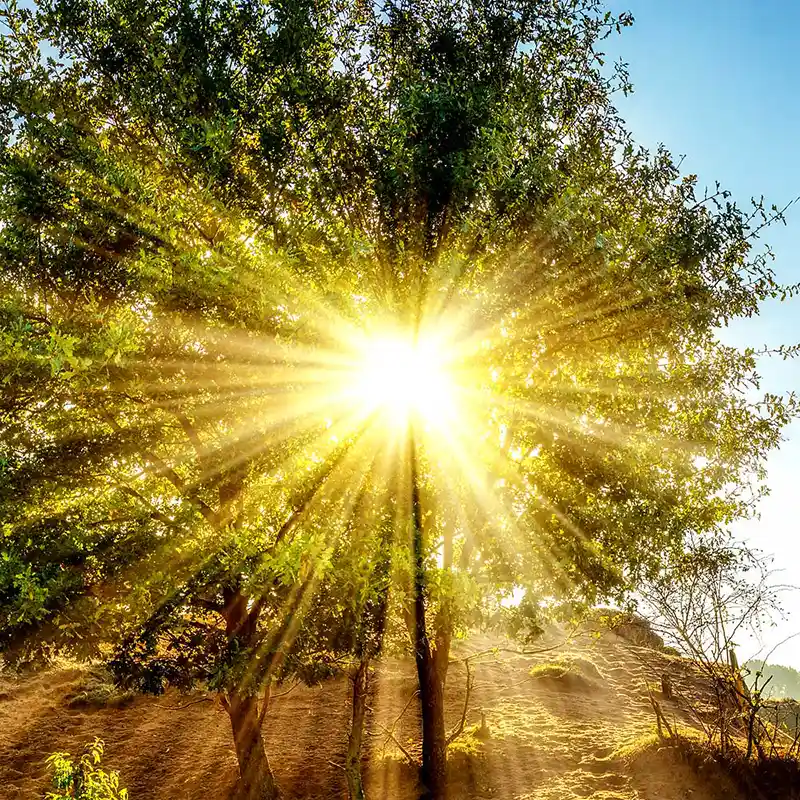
xmin=0 ymin=625 xmax=740 ymax=800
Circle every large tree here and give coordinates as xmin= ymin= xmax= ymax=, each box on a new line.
xmin=0 ymin=1 xmax=795 ymax=799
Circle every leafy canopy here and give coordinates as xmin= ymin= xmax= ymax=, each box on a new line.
xmin=0 ymin=0 xmax=794 ymax=691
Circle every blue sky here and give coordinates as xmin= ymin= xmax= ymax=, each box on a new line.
xmin=607 ymin=1 xmax=800 ymax=666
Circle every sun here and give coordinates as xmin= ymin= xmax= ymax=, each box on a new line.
xmin=355 ymin=334 xmax=456 ymax=428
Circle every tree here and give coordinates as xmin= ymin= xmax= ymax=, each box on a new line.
xmin=636 ymin=536 xmax=800 ymax=762
xmin=0 ymin=1 xmax=796 ymax=799
xmin=637 ymin=535 xmax=784 ymax=666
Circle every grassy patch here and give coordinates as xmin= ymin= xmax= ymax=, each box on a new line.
xmin=65 ymin=667 xmax=135 ymax=709
xmin=528 ymin=656 xmax=602 ymax=692
xmin=448 ymin=730 xmax=484 ymax=758
xmin=612 ymin=727 xmax=703 ymax=763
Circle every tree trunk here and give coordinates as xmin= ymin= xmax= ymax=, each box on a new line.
xmin=226 ymin=688 xmax=279 ymax=800
xmin=221 ymin=587 xmax=279 ymax=800
xmin=410 ymin=436 xmax=449 ymax=799
xmin=416 ymin=646 xmax=448 ymax=799
xmin=345 ymin=658 xmax=370 ymax=800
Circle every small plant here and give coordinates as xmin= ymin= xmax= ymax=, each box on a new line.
xmin=45 ymin=738 xmax=129 ymax=800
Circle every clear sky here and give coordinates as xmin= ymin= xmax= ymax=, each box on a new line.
xmin=607 ymin=1 xmax=800 ymax=666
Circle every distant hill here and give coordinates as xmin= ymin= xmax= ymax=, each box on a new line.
xmin=744 ymin=660 xmax=800 ymax=700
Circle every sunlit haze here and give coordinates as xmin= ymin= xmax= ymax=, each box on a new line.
xmin=354 ymin=334 xmax=457 ymax=429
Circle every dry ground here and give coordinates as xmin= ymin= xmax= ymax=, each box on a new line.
xmin=0 ymin=625 xmax=744 ymax=800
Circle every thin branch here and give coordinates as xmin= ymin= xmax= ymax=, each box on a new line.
xmin=380 ymin=689 xmax=418 ymax=747
xmin=164 ymin=696 xmax=214 ymax=711
xmin=190 ymin=597 xmax=225 ymax=614
xmin=173 ymin=409 xmax=208 ymax=463
xmin=258 ymin=680 xmax=272 ymax=727
xmin=449 ymin=638 xmax=576 ymax=667
xmin=365 ymin=711 xmax=419 ymax=767
xmin=446 ymin=660 xmax=473 ymax=746
xmin=103 ymin=410 xmax=219 ymax=528
xmin=116 ymin=485 xmax=176 ymax=528
xmin=271 ymin=680 xmax=301 ymax=700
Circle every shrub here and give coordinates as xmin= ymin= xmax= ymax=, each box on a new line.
xmin=528 ymin=656 xmax=602 ymax=691
xmin=66 ymin=667 xmax=135 ymax=709
xmin=45 ymin=738 xmax=129 ymax=800
xmin=592 ymin=608 xmax=669 ymax=651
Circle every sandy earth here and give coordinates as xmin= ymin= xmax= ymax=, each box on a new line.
xmin=0 ymin=626 xmax=741 ymax=800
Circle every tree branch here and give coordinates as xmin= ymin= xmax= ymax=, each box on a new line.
xmin=190 ymin=597 xmax=225 ymax=614
xmin=172 ymin=409 xmax=208 ymax=463
xmin=258 ymin=680 xmax=272 ymax=727
xmin=446 ymin=660 xmax=473 ymax=746
xmin=102 ymin=409 xmax=219 ymax=528
xmin=365 ymin=708 xmax=419 ymax=767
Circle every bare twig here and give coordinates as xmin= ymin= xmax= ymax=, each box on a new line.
xmin=377 ymin=689 xmax=419 ymax=750
xmin=365 ymin=712 xmax=419 ymax=767
xmin=447 ymin=660 xmax=473 ymax=745
xmin=648 ymin=691 xmax=674 ymax=740
xmin=164 ymin=696 xmax=214 ymax=711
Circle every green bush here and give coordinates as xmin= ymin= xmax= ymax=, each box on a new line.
xmin=45 ymin=738 xmax=128 ymax=800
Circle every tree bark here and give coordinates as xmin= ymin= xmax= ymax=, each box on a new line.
xmin=345 ymin=658 xmax=370 ymax=800
xmin=226 ymin=688 xmax=279 ymax=800
xmin=222 ymin=587 xmax=279 ymax=800
xmin=410 ymin=434 xmax=449 ymax=800
xmin=416 ymin=646 xmax=448 ymax=799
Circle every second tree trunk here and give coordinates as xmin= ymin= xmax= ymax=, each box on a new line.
xmin=345 ymin=658 xmax=370 ymax=800
xmin=417 ymin=648 xmax=448 ymax=799
xmin=227 ymin=689 xmax=279 ymax=800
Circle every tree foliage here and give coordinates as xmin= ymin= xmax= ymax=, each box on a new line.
xmin=746 ymin=661 xmax=800 ymax=701
xmin=0 ymin=1 xmax=796 ymax=797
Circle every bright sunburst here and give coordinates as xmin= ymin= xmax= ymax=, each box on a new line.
xmin=354 ymin=333 xmax=457 ymax=428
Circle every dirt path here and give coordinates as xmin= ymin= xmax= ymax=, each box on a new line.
xmin=0 ymin=628 xmax=738 ymax=800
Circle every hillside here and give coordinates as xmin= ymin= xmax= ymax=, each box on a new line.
xmin=0 ymin=625 xmax=748 ymax=800
xmin=745 ymin=660 xmax=800 ymax=700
